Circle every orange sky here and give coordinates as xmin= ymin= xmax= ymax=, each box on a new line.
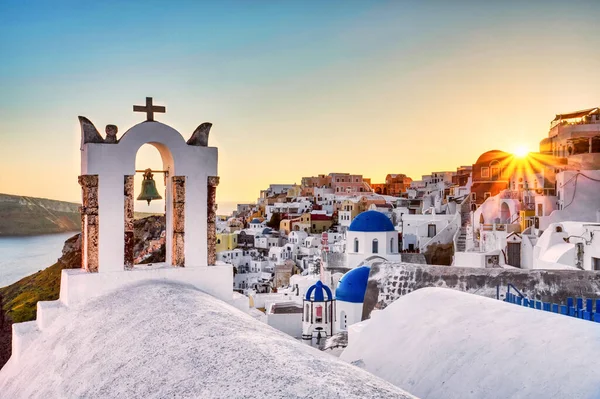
xmin=1 ymin=2 xmax=599 ymax=215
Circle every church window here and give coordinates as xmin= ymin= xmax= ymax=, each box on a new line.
xmin=354 ymin=238 xmax=359 ymax=252
xmin=372 ymin=239 xmax=379 ymax=254
xmin=390 ymin=237 xmax=394 ymax=253
xmin=305 ymin=304 xmax=309 ymax=321
xmin=316 ymin=306 xmax=323 ymax=323
xmin=481 ymin=167 xmax=490 ymax=178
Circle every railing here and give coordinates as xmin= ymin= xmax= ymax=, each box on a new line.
xmin=503 ymin=290 xmax=600 ymax=323
xmin=497 ymin=283 xmax=524 ymax=300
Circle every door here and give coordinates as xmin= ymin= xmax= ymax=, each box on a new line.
xmin=428 ymin=224 xmax=437 ymax=238
xmin=507 ymin=242 xmax=521 ymax=268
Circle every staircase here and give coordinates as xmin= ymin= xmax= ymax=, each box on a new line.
xmin=456 ymin=227 xmax=467 ymax=252
xmin=453 ymin=196 xmax=471 ymax=253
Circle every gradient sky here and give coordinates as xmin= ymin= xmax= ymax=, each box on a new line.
xmin=1 ymin=1 xmax=599 ymax=214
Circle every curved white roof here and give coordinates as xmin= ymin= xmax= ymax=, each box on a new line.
xmin=0 ymin=282 xmax=412 ymax=399
xmin=341 ymin=287 xmax=600 ymax=399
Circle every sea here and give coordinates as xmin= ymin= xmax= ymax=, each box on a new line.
xmin=0 ymin=232 xmax=76 ymax=288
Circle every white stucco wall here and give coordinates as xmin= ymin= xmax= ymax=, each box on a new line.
xmin=335 ymin=300 xmax=363 ymax=333
xmin=533 ymin=222 xmax=600 ymax=270
xmin=267 ymin=311 xmax=303 ymax=338
xmin=540 ymin=171 xmax=600 ymax=230
xmin=81 ymin=121 xmax=217 ymax=271
xmin=345 ymin=230 xmax=401 ymax=269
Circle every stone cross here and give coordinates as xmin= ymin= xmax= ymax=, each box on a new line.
xmin=133 ymin=97 xmax=166 ymax=122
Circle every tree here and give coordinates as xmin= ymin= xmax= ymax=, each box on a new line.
xmin=267 ymin=212 xmax=282 ymax=229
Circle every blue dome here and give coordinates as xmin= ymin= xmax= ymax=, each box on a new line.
xmin=335 ymin=266 xmax=370 ymax=303
xmin=250 ymin=218 xmax=261 ymax=224
xmin=305 ymin=280 xmax=333 ymax=302
xmin=348 ymin=210 xmax=395 ymax=232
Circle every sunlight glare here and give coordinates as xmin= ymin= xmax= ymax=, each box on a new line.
xmin=513 ymin=145 xmax=529 ymax=158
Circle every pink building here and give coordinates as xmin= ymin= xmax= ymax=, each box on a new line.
xmin=329 ymin=173 xmax=371 ymax=195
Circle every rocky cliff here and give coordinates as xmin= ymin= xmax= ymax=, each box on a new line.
xmin=0 ymin=215 xmax=166 ymax=368
xmin=0 ymin=194 xmax=80 ymax=236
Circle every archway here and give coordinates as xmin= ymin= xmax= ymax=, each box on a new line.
xmin=130 ymin=144 xmax=168 ymax=266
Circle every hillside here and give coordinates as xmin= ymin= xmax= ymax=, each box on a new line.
xmin=0 ymin=194 xmax=80 ymax=236
xmin=0 ymin=215 xmax=166 ymax=368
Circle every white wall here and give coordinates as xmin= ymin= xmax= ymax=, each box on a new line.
xmin=534 ymin=222 xmax=600 ymax=270
xmin=539 ymin=171 xmax=600 ymax=230
xmin=345 ymin=230 xmax=401 ymax=269
xmin=335 ymin=300 xmax=363 ymax=333
xmin=267 ymin=311 xmax=303 ymax=338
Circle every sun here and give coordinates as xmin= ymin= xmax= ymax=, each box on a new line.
xmin=513 ymin=145 xmax=529 ymax=158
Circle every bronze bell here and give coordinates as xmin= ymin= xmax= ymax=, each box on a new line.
xmin=137 ymin=169 xmax=163 ymax=205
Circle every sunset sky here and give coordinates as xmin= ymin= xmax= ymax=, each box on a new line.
xmin=1 ymin=1 xmax=599 ymax=214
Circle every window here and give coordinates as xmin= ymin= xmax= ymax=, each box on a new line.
xmin=372 ymin=239 xmax=379 ymax=254
xmin=593 ymin=257 xmax=600 ymax=271
xmin=471 ymin=192 xmax=476 ymax=201
xmin=354 ymin=238 xmax=359 ymax=252
xmin=390 ymin=237 xmax=394 ymax=253
xmin=305 ymin=304 xmax=309 ymax=321
xmin=315 ymin=306 xmax=323 ymax=323
xmin=481 ymin=167 xmax=490 ymax=178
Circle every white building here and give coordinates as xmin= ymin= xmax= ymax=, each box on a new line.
xmin=249 ymin=218 xmax=266 ymax=229
xmin=265 ymin=200 xmax=312 ymax=220
xmin=537 ymin=170 xmax=600 ymax=230
xmin=533 ymin=221 xmax=600 ymax=270
xmin=400 ymin=211 xmax=457 ymax=252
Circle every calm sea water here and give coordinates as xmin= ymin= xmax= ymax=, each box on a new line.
xmin=0 ymin=232 xmax=76 ymax=287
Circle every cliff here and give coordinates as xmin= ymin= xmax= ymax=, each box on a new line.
xmin=0 ymin=194 xmax=80 ymax=236
xmin=0 ymin=215 xmax=166 ymax=368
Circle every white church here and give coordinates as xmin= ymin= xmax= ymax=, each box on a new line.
xmin=345 ymin=210 xmax=402 ymax=269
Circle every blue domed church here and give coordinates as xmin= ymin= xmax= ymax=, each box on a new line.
xmin=346 ymin=210 xmax=401 ymax=269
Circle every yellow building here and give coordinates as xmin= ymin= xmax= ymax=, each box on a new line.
xmin=519 ymin=210 xmax=536 ymax=232
xmin=216 ymin=232 xmax=238 ymax=252
xmin=280 ymin=219 xmax=292 ymax=234
xmin=340 ymin=199 xmax=366 ymax=219
xmin=280 ymin=213 xmax=333 ymax=234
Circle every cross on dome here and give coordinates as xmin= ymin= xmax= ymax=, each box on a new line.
xmin=133 ymin=97 xmax=166 ymax=121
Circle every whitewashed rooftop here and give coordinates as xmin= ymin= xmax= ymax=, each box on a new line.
xmin=0 ymin=282 xmax=413 ymax=399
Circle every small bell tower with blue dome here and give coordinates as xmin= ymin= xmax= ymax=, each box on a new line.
xmin=302 ymin=280 xmax=335 ymax=341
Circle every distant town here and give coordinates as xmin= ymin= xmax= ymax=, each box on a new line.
xmin=218 ymin=107 xmax=600 ymax=300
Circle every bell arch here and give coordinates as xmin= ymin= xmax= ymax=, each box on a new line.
xmin=79 ymin=103 xmax=218 ymax=273
xmin=124 ymin=142 xmax=177 ymax=268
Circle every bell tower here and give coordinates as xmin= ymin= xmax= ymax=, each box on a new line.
xmin=78 ymin=97 xmax=220 ymax=272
